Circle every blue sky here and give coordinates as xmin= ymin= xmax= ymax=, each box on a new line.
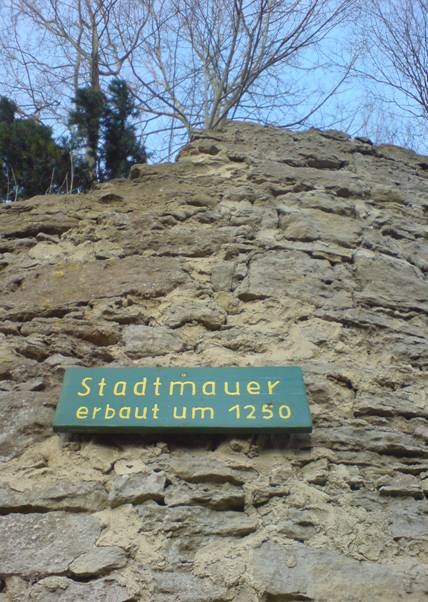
xmin=1 ymin=2 xmax=426 ymax=162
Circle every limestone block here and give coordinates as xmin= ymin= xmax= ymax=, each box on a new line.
xmin=123 ymin=325 xmax=185 ymax=357
xmin=109 ymin=471 xmax=167 ymax=507
xmin=0 ymin=512 xmax=101 ymax=575
xmin=29 ymin=576 xmax=131 ymax=602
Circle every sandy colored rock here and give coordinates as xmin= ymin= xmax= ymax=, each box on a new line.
xmin=162 ymin=299 xmax=226 ymax=329
xmin=151 ymin=571 xmax=228 ymax=602
xmin=0 ymin=256 xmax=187 ymax=316
xmin=28 ymin=576 xmax=131 ymax=602
xmin=236 ymin=250 xmax=352 ymax=308
xmin=138 ymin=502 xmax=257 ymax=536
xmin=354 ymin=250 xmax=428 ymax=313
xmin=0 ymin=512 xmax=101 ymax=575
xmin=123 ymin=325 xmax=185 ymax=357
xmin=109 ymin=471 xmax=167 ymax=507
xmin=169 ymin=455 xmax=253 ymax=484
xmin=0 ymin=480 xmax=108 ymax=512
xmin=0 ymin=392 xmax=54 ymax=462
xmin=69 ymin=546 xmax=127 ymax=576
xmin=164 ymin=480 xmax=245 ymax=510
xmin=0 ymin=121 xmax=427 ymax=601
xmin=279 ymin=207 xmax=362 ymax=247
xmin=250 ymin=542 xmax=428 ymax=601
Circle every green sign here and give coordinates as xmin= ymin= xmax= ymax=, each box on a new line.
xmin=53 ymin=367 xmax=312 ymax=433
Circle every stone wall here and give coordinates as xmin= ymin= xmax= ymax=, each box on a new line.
xmin=0 ymin=122 xmax=427 ymax=601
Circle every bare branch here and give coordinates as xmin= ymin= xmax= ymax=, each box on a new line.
xmin=130 ymin=0 xmax=357 ymax=156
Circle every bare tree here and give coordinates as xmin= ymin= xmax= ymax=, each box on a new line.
xmin=0 ymin=0 xmax=358 ymax=161
xmin=352 ymin=0 xmax=428 ymax=150
xmin=130 ymin=0 xmax=358 ymax=158
xmin=0 ymin=0 xmax=150 ymax=122
xmin=363 ymin=0 xmax=428 ymax=117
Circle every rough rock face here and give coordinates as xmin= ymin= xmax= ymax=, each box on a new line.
xmin=0 ymin=122 xmax=427 ymax=601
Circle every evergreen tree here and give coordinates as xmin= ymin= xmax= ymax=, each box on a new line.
xmin=103 ymin=79 xmax=147 ymax=179
xmin=0 ymin=97 xmax=17 ymax=124
xmin=68 ymin=80 xmax=147 ymax=188
xmin=69 ymin=87 xmax=105 ymax=185
xmin=0 ymin=97 xmax=68 ymax=201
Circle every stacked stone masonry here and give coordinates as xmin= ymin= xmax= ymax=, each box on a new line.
xmin=0 ymin=122 xmax=427 ymax=601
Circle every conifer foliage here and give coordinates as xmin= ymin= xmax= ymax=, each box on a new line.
xmin=0 ymin=97 xmax=68 ymax=201
xmin=103 ymin=79 xmax=147 ymax=180
xmin=0 ymin=79 xmax=147 ymax=202
xmin=69 ymin=79 xmax=146 ymax=186
xmin=69 ymin=87 xmax=105 ymax=186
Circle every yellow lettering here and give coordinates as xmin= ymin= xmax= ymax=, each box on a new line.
xmin=119 ymin=406 xmax=131 ymax=419
xmin=133 ymin=378 xmax=147 ymax=396
xmin=98 ymin=378 xmax=106 ymax=396
xmin=202 ymin=381 xmax=216 ymax=396
xmin=152 ymin=403 xmax=160 ymax=419
xmin=134 ymin=407 xmax=148 ymax=419
xmin=247 ymin=381 xmax=261 ymax=395
xmin=77 ymin=377 xmax=92 ymax=397
xmin=279 ymin=404 xmax=291 ymax=420
xmin=224 ymin=381 xmax=240 ymax=396
xmin=105 ymin=404 xmax=115 ymax=419
xmin=153 ymin=377 xmax=162 ymax=396
xmin=261 ymin=404 xmax=274 ymax=419
xmin=268 ymin=380 xmax=281 ymax=394
xmin=244 ymin=404 xmax=256 ymax=419
xmin=169 ymin=381 xmax=196 ymax=396
xmin=191 ymin=407 xmax=214 ymax=420
xmin=113 ymin=381 xmax=127 ymax=396
xmin=173 ymin=405 xmax=187 ymax=419
xmin=76 ymin=406 xmax=88 ymax=419
xmin=228 ymin=404 xmax=240 ymax=418
xmin=92 ymin=407 xmax=101 ymax=419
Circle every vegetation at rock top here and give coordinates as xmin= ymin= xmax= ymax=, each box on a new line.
xmin=102 ymin=80 xmax=147 ymax=181
xmin=0 ymin=97 xmax=69 ymax=201
xmin=0 ymin=79 xmax=147 ymax=201
xmin=69 ymin=79 xmax=147 ymax=188
xmin=68 ymin=87 xmax=106 ymax=187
